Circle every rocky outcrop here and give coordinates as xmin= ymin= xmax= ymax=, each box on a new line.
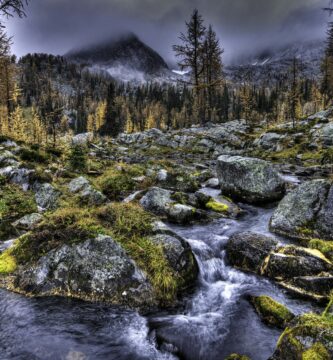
xmin=311 ymin=122 xmax=333 ymax=147
xmin=271 ymin=313 xmax=333 ymax=360
xmin=253 ymin=132 xmax=285 ymax=152
xmin=227 ymin=232 xmax=333 ymax=300
xmin=11 ymin=221 xmax=197 ymax=309
xmin=217 ymin=156 xmax=286 ymax=203
xmin=270 ymin=179 xmax=333 ymax=241
xmin=72 ymin=133 xmax=93 ymax=146
xmin=14 ymin=235 xmax=156 ymax=309
xmin=140 ymin=187 xmax=237 ymax=224
xmin=34 ymin=183 xmax=60 ymax=211
xmin=68 ymin=177 xmax=107 ymax=206
xmin=139 ymin=187 xmax=201 ymax=224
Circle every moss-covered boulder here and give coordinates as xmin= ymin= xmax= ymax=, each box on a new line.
xmin=271 ymin=313 xmax=333 ymax=360
xmin=250 ymin=296 xmax=295 ymax=328
xmin=227 ymin=233 xmax=333 ymax=301
xmin=13 ymin=234 xmax=156 ymax=308
xmin=262 ymin=246 xmax=333 ymax=280
xmin=217 ymin=155 xmax=286 ymax=204
xmin=270 ymin=179 xmax=333 ymax=241
xmin=0 ymin=204 xmax=198 ymax=309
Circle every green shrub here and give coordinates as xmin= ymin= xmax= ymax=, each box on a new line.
xmin=19 ymin=148 xmax=49 ymax=164
xmin=68 ymin=145 xmax=88 ymax=172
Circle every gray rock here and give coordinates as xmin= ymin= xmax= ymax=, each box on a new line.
xmin=307 ymin=108 xmax=333 ymax=122
xmin=204 ymin=178 xmax=220 ymax=189
xmin=140 ymin=187 xmax=202 ymax=224
xmin=227 ymin=232 xmax=333 ymax=300
xmin=80 ymin=187 xmax=107 ymax=206
xmin=35 ymin=183 xmax=60 ymax=210
xmin=150 ymin=229 xmax=197 ymax=277
xmin=1 ymin=140 xmax=18 ymax=149
xmin=197 ymin=138 xmax=215 ymax=149
xmin=140 ymin=187 xmax=173 ymax=216
xmin=217 ymin=155 xmax=286 ymax=203
xmin=226 ymin=232 xmax=279 ymax=273
xmin=271 ymin=313 xmax=333 ymax=359
xmin=157 ymin=169 xmax=168 ymax=182
xmin=0 ymin=151 xmax=18 ymax=167
xmin=68 ymin=177 xmax=107 ymax=206
xmin=0 ymin=166 xmax=35 ymax=190
xmin=12 ymin=213 xmax=43 ymax=231
xmin=72 ymin=133 xmax=93 ymax=146
xmin=68 ymin=177 xmax=91 ymax=193
xmin=253 ymin=132 xmax=285 ymax=151
xmin=262 ymin=246 xmax=332 ymax=279
xmin=311 ymin=122 xmax=333 ymax=147
xmin=270 ymin=179 xmax=333 ymax=240
xmin=14 ymin=235 xmax=155 ymax=308
xmin=283 ymin=275 xmax=333 ymax=300
xmin=167 ymin=204 xmax=196 ymax=224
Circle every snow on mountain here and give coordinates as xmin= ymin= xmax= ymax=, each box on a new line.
xmin=227 ymin=40 xmax=325 ymax=85
xmin=66 ymin=33 xmax=184 ymax=84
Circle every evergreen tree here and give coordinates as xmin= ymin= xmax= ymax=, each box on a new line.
xmin=321 ymin=22 xmax=333 ymax=107
xmin=203 ymin=25 xmax=224 ymax=122
xmin=288 ymin=57 xmax=301 ymax=128
xmin=173 ymin=9 xmax=206 ymax=92
xmin=100 ymin=82 xmax=123 ymax=137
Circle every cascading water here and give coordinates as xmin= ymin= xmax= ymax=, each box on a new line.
xmin=0 ymin=194 xmax=319 ymax=360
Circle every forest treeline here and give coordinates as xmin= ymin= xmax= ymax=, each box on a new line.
xmin=0 ymin=4 xmax=332 ymax=146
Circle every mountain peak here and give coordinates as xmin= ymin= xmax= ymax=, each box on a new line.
xmin=66 ymin=33 xmax=169 ymax=76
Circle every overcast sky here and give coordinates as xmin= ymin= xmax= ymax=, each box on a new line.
xmin=3 ymin=0 xmax=330 ymax=64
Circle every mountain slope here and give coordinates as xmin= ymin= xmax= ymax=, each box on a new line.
xmin=66 ymin=33 xmax=178 ymax=83
xmin=227 ymin=40 xmax=325 ymax=85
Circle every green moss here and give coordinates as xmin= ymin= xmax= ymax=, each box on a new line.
xmin=251 ymin=296 xmax=294 ymax=328
xmin=302 ymin=343 xmax=330 ymax=360
xmin=11 ymin=208 xmax=104 ymax=265
xmin=95 ymin=202 xmax=181 ymax=302
xmin=0 ymin=184 xmax=37 ymax=239
xmin=97 ymin=164 xmax=153 ymax=201
xmin=278 ymin=313 xmax=333 ymax=352
xmin=0 ymin=250 xmax=17 ymax=274
xmin=224 ymin=355 xmax=251 ymax=360
xmin=270 ymin=146 xmax=300 ymax=161
xmin=206 ymin=200 xmax=229 ymax=213
xmin=171 ymin=192 xmax=189 ymax=205
xmin=309 ymin=239 xmax=333 ymax=262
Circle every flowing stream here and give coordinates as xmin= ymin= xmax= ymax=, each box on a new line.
xmin=0 ymin=191 xmax=320 ymax=360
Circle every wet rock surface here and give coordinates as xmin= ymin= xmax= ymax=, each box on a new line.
xmin=217 ymin=156 xmax=286 ymax=203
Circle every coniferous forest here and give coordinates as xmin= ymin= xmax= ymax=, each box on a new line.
xmin=1 ymin=1 xmax=333 ymax=360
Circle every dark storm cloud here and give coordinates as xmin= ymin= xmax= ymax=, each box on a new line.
xmin=4 ymin=0 xmax=329 ymax=64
